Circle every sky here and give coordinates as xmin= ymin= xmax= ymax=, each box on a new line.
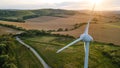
xmin=0 ymin=0 xmax=120 ymax=11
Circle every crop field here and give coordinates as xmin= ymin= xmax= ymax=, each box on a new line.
xmin=0 ymin=12 xmax=120 ymax=45
xmin=21 ymin=35 xmax=120 ymax=68
xmin=0 ymin=25 xmax=20 ymax=35
xmin=0 ymin=12 xmax=119 ymax=30
xmin=54 ymin=23 xmax=120 ymax=45
xmin=0 ymin=14 xmax=89 ymax=30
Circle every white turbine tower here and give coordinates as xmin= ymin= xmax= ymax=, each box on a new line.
xmin=56 ymin=3 xmax=96 ymax=68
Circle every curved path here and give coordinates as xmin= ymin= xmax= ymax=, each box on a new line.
xmin=16 ymin=36 xmax=51 ymax=68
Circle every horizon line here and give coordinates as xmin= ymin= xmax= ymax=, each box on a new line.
xmin=0 ymin=8 xmax=120 ymax=11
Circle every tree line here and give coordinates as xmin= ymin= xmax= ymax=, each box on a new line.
xmin=0 ymin=23 xmax=25 ymax=31
xmin=16 ymin=30 xmax=75 ymax=39
xmin=0 ymin=35 xmax=18 ymax=68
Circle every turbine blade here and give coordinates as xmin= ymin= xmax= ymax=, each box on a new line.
xmin=84 ymin=3 xmax=96 ymax=34
xmin=56 ymin=38 xmax=82 ymax=53
xmin=84 ymin=22 xmax=90 ymax=34
xmin=84 ymin=42 xmax=90 ymax=68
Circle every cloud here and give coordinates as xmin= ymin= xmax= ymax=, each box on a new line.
xmin=55 ymin=2 xmax=91 ymax=10
xmin=0 ymin=0 xmax=120 ymax=10
xmin=0 ymin=1 xmax=89 ymax=10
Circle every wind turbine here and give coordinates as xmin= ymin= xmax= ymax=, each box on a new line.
xmin=56 ymin=3 xmax=96 ymax=68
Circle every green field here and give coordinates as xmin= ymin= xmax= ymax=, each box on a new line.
xmin=14 ymin=41 xmax=43 ymax=68
xmin=21 ymin=35 xmax=120 ymax=68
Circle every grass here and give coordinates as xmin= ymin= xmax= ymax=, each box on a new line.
xmin=105 ymin=24 xmax=120 ymax=28
xmin=21 ymin=35 xmax=120 ymax=68
xmin=13 ymin=41 xmax=43 ymax=68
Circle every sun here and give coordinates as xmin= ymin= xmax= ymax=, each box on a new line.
xmin=89 ymin=0 xmax=102 ymax=4
xmin=88 ymin=0 xmax=103 ymax=11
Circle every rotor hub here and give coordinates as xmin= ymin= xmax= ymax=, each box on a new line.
xmin=80 ymin=34 xmax=93 ymax=42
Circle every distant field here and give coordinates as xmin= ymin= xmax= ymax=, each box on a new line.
xmin=0 ymin=14 xmax=89 ymax=30
xmin=0 ymin=12 xmax=120 ymax=45
xmin=26 ymin=16 xmax=60 ymax=22
xmin=21 ymin=35 xmax=120 ymax=68
xmin=54 ymin=23 xmax=120 ymax=45
xmin=0 ymin=16 xmax=72 ymax=30
xmin=0 ymin=12 xmax=119 ymax=30
xmin=0 ymin=9 xmax=76 ymax=22
xmin=0 ymin=13 xmax=117 ymax=30
xmin=0 ymin=25 xmax=20 ymax=35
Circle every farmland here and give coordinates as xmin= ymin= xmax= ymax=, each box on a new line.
xmin=0 ymin=25 xmax=20 ymax=35
xmin=21 ymin=35 xmax=120 ymax=68
xmin=0 ymin=9 xmax=75 ymax=22
xmin=0 ymin=14 xmax=88 ymax=30
xmin=0 ymin=0 xmax=120 ymax=67
xmin=0 ymin=9 xmax=119 ymax=68
xmin=1 ymin=29 xmax=118 ymax=68
xmin=54 ymin=23 xmax=120 ymax=45
xmin=0 ymin=10 xmax=120 ymax=45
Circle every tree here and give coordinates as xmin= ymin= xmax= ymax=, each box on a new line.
xmin=57 ymin=28 xmax=63 ymax=31
xmin=0 ymin=55 xmax=9 ymax=67
xmin=0 ymin=44 xmax=7 ymax=54
xmin=65 ymin=28 xmax=68 ymax=31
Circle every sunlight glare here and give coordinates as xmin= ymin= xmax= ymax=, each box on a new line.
xmin=88 ymin=0 xmax=103 ymax=11
xmin=89 ymin=0 xmax=102 ymax=4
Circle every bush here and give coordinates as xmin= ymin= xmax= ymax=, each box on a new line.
xmin=108 ymin=43 xmax=114 ymax=45
xmin=22 ymin=15 xmax=39 ymax=20
xmin=70 ymin=23 xmax=86 ymax=30
xmin=18 ymin=30 xmax=50 ymax=37
xmin=0 ymin=44 xmax=8 ymax=54
xmin=47 ymin=30 xmax=56 ymax=32
xmin=65 ymin=28 xmax=68 ymax=31
xmin=57 ymin=28 xmax=63 ymax=31
xmin=0 ymin=17 xmax=25 ymax=23
xmin=18 ymin=30 xmax=75 ymax=38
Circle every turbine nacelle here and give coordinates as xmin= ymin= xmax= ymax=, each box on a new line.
xmin=80 ymin=33 xmax=93 ymax=42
